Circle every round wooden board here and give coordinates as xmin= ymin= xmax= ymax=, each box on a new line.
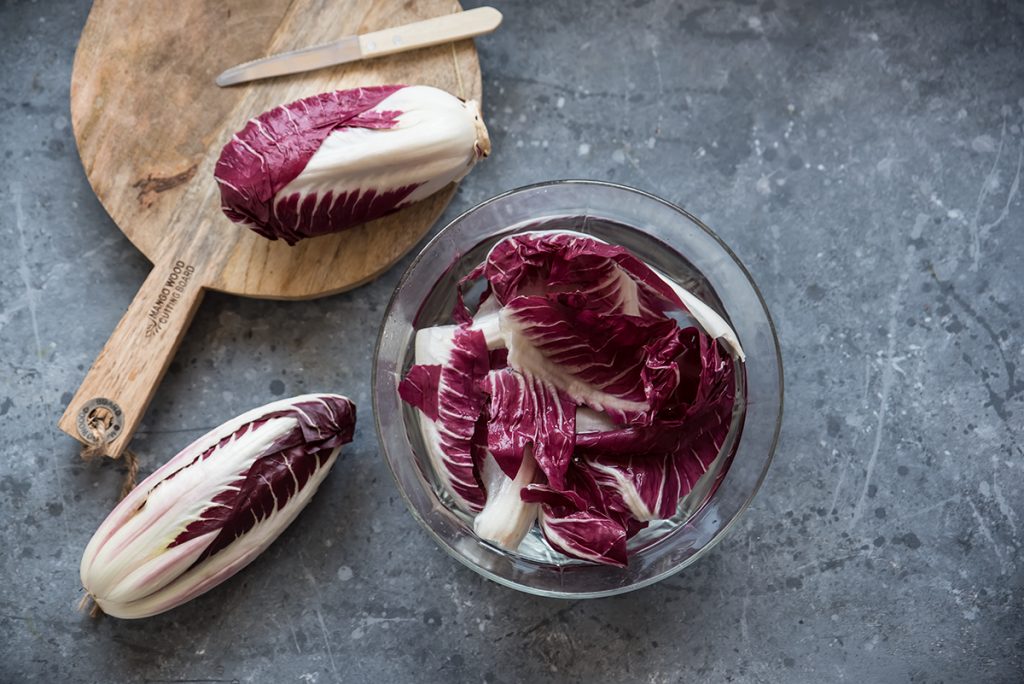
xmin=70 ymin=0 xmax=482 ymax=299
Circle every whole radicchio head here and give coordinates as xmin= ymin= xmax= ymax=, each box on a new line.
xmin=79 ymin=394 xmax=356 ymax=619
xmin=214 ymin=85 xmax=490 ymax=245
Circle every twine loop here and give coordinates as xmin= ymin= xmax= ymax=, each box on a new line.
xmin=79 ymin=405 xmax=138 ymax=501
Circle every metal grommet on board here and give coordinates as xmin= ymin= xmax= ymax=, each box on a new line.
xmin=76 ymin=397 xmax=124 ymax=445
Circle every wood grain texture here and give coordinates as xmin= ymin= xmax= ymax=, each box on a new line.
xmin=59 ymin=0 xmax=483 ymax=457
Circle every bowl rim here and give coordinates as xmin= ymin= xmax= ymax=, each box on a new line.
xmin=372 ymin=178 xmax=784 ymax=598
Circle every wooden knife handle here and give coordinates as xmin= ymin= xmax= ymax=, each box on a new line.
xmin=359 ymin=6 xmax=502 ymax=60
xmin=57 ymin=252 xmax=210 ymax=459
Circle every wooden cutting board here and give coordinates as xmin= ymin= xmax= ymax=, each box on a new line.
xmin=59 ymin=0 xmax=484 ymax=459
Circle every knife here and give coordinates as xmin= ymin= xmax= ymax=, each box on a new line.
xmin=216 ymin=6 xmax=503 ymax=87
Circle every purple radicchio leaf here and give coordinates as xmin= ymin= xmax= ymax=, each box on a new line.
xmin=464 ymin=232 xmax=650 ymax=314
xmin=435 ymin=327 xmax=491 ymax=510
xmin=398 ymin=364 xmax=441 ymax=422
xmin=536 ymin=508 xmax=629 ymax=567
xmin=488 ymin=347 xmax=509 ymax=370
xmin=403 ymin=327 xmax=491 ymax=512
xmin=214 ymin=85 xmax=406 ymax=244
xmin=500 ymin=292 xmax=686 ymax=425
xmin=577 ymin=453 xmax=685 ymax=522
xmin=453 ymin=232 xmax=642 ymax=322
xmin=167 ymin=396 xmax=357 ymax=562
xmin=469 ymin=402 xmax=491 ymax=478
xmin=521 ymin=461 xmax=652 ymax=567
xmin=516 ymin=328 xmax=735 ymax=562
xmin=521 ymin=471 xmax=630 ymax=567
xmin=575 ymin=341 xmax=737 ymax=521
xmin=456 ymin=231 xmax=744 ymax=359
xmin=482 ymin=368 xmax=576 ymax=488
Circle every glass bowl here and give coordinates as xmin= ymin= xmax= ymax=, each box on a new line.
xmin=372 ymin=180 xmax=783 ymax=598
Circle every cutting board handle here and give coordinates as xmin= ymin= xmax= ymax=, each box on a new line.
xmin=58 ymin=252 xmax=210 ymax=460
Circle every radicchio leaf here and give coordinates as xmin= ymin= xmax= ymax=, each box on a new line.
xmin=522 ymin=474 xmax=629 ymax=567
xmin=482 ymin=369 xmax=576 ymax=488
xmin=459 ymin=231 xmax=744 ymax=359
xmin=536 ymin=508 xmax=629 ymax=567
xmin=488 ymin=347 xmax=509 ymax=369
xmin=465 ymin=231 xmax=646 ymax=315
xmin=575 ymin=346 xmax=737 ymax=521
xmin=500 ymin=292 xmax=686 ymax=425
xmin=167 ymin=398 xmax=355 ymax=562
xmin=578 ymin=454 xmax=683 ymax=522
xmin=406 ymin=327 xmax=490 ymax=512
xmin=398 ymin=364 xmax=441 ymax=422
xmin=473 ymin=448 xmax=539 ymax=550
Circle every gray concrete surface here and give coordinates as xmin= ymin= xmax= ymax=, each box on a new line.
xmin=2 ymin=0 xmax=1022 ymax=681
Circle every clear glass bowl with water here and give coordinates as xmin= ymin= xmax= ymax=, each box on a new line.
xmin=372 ymin=180 xmax=783 ymax=597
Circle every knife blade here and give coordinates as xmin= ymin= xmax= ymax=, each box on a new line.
xmin=216 ymin=37 xmax=362 ymax=87
xmin=215 ymin=6 xmax=503 ymax=87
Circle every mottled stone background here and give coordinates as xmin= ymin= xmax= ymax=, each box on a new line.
xmin=1 ymin=0 xmax=1021 ymax=682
